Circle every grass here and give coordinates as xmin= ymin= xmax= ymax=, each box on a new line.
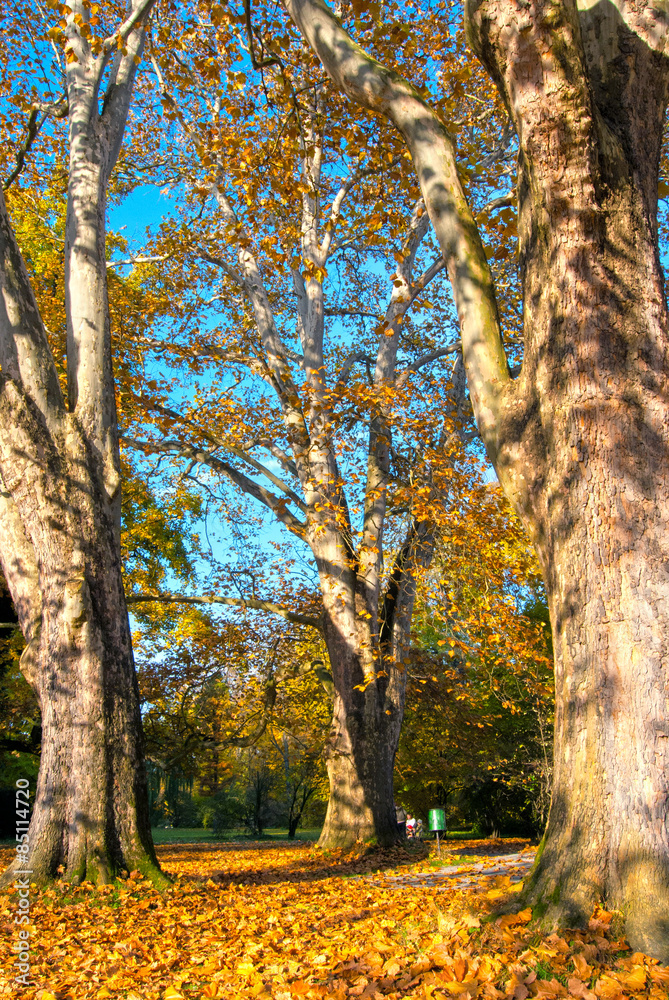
xmin=150 ymin=826 xmax=322 ymax=845
xmin=0 ymin=827 xmax=322 ymax=849
xmin=0 ymin=827 xmax=478 ymax=849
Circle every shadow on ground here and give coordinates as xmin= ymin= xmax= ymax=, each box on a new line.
xmin=156 ymin=837 xmax=533 ymax=888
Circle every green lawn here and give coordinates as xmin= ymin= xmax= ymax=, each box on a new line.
xmin=150 ymin=827 xmax=322 ymax=845
xmin=0 ymin=827 xmax=477 ymax=849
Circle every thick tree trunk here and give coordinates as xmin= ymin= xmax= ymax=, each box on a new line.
xmin=465 ymin=0 xmax=669 ymax=959
xmin=22 ymin=587 xmax=162 ymax=885
xmin=319 ymin=685 xmax=400 ymax=849
xmin=0 ymin=0 xmax=161 ymax=887
xmin=0 ymin=393 xmax=164 ymax=887
xmin=316 ymin=566 xmax=404 ymax=850
xmin=525 ymin=506 xmax=669 ymax=957
xmin=283 ymin=0 xmax=669 ymax=959
xmin=314 ymin=523 xmax=431 ymax=850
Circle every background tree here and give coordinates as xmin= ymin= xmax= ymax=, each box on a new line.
xmin=0 ymin=0 xmax=165 ymax=885
xmin=285 ymin=0 xmax=669 ymax=958
xmin=123 ymin=0 xmax=508 ymax=849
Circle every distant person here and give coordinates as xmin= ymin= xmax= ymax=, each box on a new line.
xmin=415 ymin=818 xmax=423 ymax=840
xmin=406 ymin=814 xmax=417 ymax=838
xmin=395 ymin=804 xmax=407 ymax=838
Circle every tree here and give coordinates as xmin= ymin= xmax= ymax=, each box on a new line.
xmin=124 ymin=4 xmax=491 ymax=849
xmin=284 ymin=0 xmax=669 ymax=958
xmin=0 ymin=0 xmax=165 ymax=885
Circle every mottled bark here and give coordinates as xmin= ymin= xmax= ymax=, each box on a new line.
xmin=0 ymin=0 xmax=162 ymax=886
xmin=314 ymin=519 xmax=433 ymax=849
xmin=464 ymin=0 xmax=669 ymax=959
xmin=285 ymin=0 xmax=669 ymax=959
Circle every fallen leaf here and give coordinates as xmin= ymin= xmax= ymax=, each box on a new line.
xmin=572 ymin=955 xmax=593 ymax=980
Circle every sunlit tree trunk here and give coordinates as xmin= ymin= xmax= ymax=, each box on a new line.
xmin=315 ymin=521 xmax=432 ymax=848
xmin=0 ymin=0 xmax=164 ymax=886
xmin=284 ymin=0 xmax=669 ymax=958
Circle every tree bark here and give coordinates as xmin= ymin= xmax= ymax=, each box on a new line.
xmin=318 ymin=608 xmax=402 ymax=848
xmin=319 ymin=703 xmax=399 ymax=848
xmin=284 ymin=0 xmax=669 ymax=958
xmin=314 ymin=520 xmax=433 ymax=850
xmin=466 ymin=0 xmax=669 ymax=960
xmin=0 ymin=382 xmax=164 ymax=886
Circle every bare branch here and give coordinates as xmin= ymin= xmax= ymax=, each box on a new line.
xmin=4 ymin=109 xmax=44 ymax=191
xmin=101 ymin=0 xmax=159 ymax=54
xmin=127 ymin=591 xmax=323 ymax=631
xmin=408 ymin=255 xmax=448 ymax=307
xmin=209 ymin=185 xmax=301 ymax=402
xmin=395 ymin=342 xmax=461 ymax=388
xmin=324 ymin=308 xmax=378 ymax=318
xmin=138 ymin=400 xmax=306 ymax=511
xmin=319 ymin=159 xmax=398 ymax=262
xmin=479 ymin=192 xmax=515 ymax=214
xmin=259 ymin=441 xmax=299 ymax=478
xmin=106 ymin=254 xmax=169 ymax=270
xmin=374 ymin=198 xmax=431 ymax=385
xmin=124 ymin=436 xmax=307 ymax=536
xmin=333 ymin=350 xmax=373 ymax=393
xmin=199 ymin=250 xmax=245 ymax=286
xmin=242 ymin=0 xmax=282 ymax=69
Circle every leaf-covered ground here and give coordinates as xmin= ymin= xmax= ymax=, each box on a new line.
xmin=2 ymin=839 xmax=669 ymax=1000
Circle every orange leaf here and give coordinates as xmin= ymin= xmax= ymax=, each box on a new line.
xmin=572 ymin=954 xmax=593 ymax=980
xmin=649 ymin=966 xmax=669 ymax=984
xmin=594 ymin=976 xmax=624 ymax=1000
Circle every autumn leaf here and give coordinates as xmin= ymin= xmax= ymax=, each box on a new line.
xmin=497 ymin=908 xmax=532 ymax=929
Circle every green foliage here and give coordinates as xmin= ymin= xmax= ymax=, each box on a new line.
xmin=395 ymin=497 xmax=554 ymax=837
xmin=210 ymin=788 xmax=247 ymax=834
xmin=121 ymin=468 xmax=202 ymax=596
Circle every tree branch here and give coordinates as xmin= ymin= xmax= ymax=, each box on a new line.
xmin=408 ymin=255 xmax=448 ymax=307
xmin=3 ymin=109 xmax=44 ymax=191
xmin=199 ymin=249 xmax=245 ymax=286
xmin=102 ymin=0 xmax=158 ymax=51
xmin=137 ymin=400 xmax=307 ymax=511
xmin=333 ymin=350 xmax=373 ymax=393
xmin=106 ymin=253 xmax=169 ymax=270
xmin=127 ymin=592 xmax=323 ymax=631
xmin=479 ymin=192 xmax=515 ymax=214
xmin=124 ymin=436 xmax=308 ymax=536
xmin=395 ymin=342 xmax=461 ymax=388
xmin=282 ymin=0 xmax=511 ymax=465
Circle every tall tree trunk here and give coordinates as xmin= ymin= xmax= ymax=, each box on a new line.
xmin=0 ymin=392 xmax=163 ymax=886
xmin=315 ymin=521 xmax=432 ymax=850
xmin=0 ymin=0 xmax=162 ymax=886
xmin=465 ymin=0 xmax=669 ymax=959
xmin=319 ymin=644 xmax=401 ymax=849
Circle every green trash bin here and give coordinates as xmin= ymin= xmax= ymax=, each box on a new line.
xmin=428 ymin=808 xmax=446 ymax=855
xmin=428 ymin=808 xmax=445 ymax=832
